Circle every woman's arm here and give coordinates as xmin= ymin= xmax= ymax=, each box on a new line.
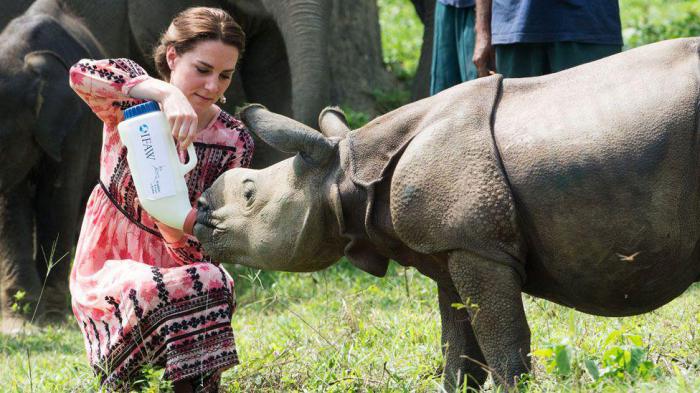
xmin=158 ymin=221 xmax=214 ymax=266
xmin=129 ymin=79 xmax=198 ymax=148
xmin=69 ymin=58 xmax=150 ymax=124
xmin=70 ymin=58 xmax=198 ymax=147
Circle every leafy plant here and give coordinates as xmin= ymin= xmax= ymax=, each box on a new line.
xmin=10 ymin=290 xmax=32 ymax=316
xmin=587 ymin=329 xmax=659 ymax=381
xmin=372 ymin=88 xmax=412 ymax=114
xmin=378 ymin=0 xmax=423 ymax=80
xmin=531 ymin=342 xmax=574 ymax=377
xmin=621 ymin=0 xmax=700 ymax=48
xmin=531 ymin=327 xmax=660 ymax=385
xmin=340 ymin=107 xmax=371 ymax=129
xmin=132 ymin=364 xmax=173 ymax=393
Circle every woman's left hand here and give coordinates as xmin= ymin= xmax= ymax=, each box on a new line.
xmin=135 ymin=197 xmax=186 ymax=244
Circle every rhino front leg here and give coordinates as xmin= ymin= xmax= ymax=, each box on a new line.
xmin=447 ymin=250 xmax=531 ymax=388
xmin=438 ymin=283 xmax=488 ymax=391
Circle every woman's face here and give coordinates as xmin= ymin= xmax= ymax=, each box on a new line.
xmin=167 ymin=40 xmax=239 ymax=114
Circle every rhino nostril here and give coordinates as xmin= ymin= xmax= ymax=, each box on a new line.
xmin=197 ymin=196 xmax=209 ymax=212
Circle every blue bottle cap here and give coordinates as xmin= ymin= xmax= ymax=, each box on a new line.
xmin=122 ymin=101 xmax=160 ymax=120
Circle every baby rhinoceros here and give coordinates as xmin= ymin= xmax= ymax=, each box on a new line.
xmin=194 ymin=37 xmax=700 ymax=390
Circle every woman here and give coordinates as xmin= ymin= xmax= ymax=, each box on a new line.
xmin=68 ymin=7 xmax=251 ymax=392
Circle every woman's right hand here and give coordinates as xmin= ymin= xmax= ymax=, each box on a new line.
xmin=161 ymin=88 xmax=198 ymax=148
xmin=130 ymin=78 xmax=198 ymax=148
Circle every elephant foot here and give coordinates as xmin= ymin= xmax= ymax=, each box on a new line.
xmin=0 ymin=308 xmax=66 ymax=334
xmin=34 ymin=308 xmax=70 ymax=326
xmin=0 ymin=315 xmax=39 ymax=335
xmin=0 ymin=291 xmax=69 ymax=330
xmin=35 ymin=286 xmax=71 ymax=325
xmin=0 ymin=294 xmax=39 ymax=329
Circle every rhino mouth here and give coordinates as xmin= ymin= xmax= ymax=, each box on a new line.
xmin=195 ymin=211 xmax=218 ymax=230
xmin=194 ymin=192 xmax=221 ymax=231
xmin=193 ymin=213 xmax=228 ymax=261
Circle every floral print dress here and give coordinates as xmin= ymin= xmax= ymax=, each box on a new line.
xmin=68 ymin=58 xmax=253 ymax=391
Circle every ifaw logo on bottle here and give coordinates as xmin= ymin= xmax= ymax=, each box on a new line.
xmin=139 ymin=124 xmax=156 ymax=160
xmin=132 ymin=122 xmax=175 ymax=200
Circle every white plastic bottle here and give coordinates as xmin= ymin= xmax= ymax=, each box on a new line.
xmin=118 ymin=101 xmax=197 ymax=233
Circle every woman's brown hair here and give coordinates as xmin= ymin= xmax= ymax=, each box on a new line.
xmin=152 ymin=7 xmax=245 ymax=80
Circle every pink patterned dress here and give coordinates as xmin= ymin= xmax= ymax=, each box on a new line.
xmin=68 ymin=58 xmax=253 ymax=391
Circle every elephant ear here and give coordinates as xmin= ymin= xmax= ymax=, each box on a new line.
xmin=240 ymin=104 xmax=338 ymax=165
xmin=23 ymin=18 xmax=92 ymax=162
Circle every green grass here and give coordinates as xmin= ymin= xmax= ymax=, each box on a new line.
xmin=3 ymin=2 xmax=700 ymax=391
xmin=378 ymin=0 xmax=424 ymax=80
xmin=2 ymin=260 xmax=699 ymax=392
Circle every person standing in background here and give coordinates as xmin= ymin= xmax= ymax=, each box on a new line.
xmin=430 ymin=0 xmax=480 ymax=94
xmin=473 ymin=0 xmax=623 ymax=78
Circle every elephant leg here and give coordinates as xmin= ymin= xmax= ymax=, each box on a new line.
xmin=34 ymin=157 xmax=87 ymax=323
xmin=0 ymin=180 xmax=42 ymax=327
xmin=240 ymin=21 xmax=292 ymax=118
xmin=447 ymin=250 xmax=531 ymax=389
xmin=264 ymin=0 xmax=331 ymax=127
xmin=438 ymin=283 xmax=488 ymax=391
xmin=240 ymin=23 xmax=295 ymax=169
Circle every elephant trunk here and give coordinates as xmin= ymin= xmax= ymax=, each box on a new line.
xmin=269 ymin=0 xmax=331 ymax=127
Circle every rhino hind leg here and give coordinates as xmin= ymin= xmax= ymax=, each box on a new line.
xmin=438 ymin=284 xmax=488 ymax=390
xmin=447 ymin=250 xmax=531 ymax=388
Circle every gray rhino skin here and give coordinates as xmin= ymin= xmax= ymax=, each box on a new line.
xmin=195 ymin=38 xmax=700 ymax=390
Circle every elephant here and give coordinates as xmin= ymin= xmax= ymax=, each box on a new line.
xmin=194 ymin=38 xmax=700 ymax=390
xmin=0 ymin=0 xmax=103 ymax=329
xmin=1 ymin=0 xmax=333 ymax=168
xmin=0 ymin=0 xmax=334 ymax=327
xmin=1 ymin=1 xmax=131 ymax=59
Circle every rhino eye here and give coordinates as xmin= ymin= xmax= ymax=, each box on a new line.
xmin=243 ymin=181 xmax=256 ymax=205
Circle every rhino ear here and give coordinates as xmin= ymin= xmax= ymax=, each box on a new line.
xmin=318 ymin=106 xmax=350 ymax=139
xmin=240 ymin=104 xmax=337 ymax=165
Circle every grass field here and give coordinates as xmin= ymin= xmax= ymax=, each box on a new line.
xmin=1 ymin=261 xmax=699 ymax=392
xmin=3 ymin=1 xmax=700 ymax=392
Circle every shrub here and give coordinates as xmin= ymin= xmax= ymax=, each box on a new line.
xmin=621 ymin=0 xmax=700 ymax=48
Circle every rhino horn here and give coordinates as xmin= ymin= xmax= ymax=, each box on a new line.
xmin=318 ymin=106 xmax=351 ymax=139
